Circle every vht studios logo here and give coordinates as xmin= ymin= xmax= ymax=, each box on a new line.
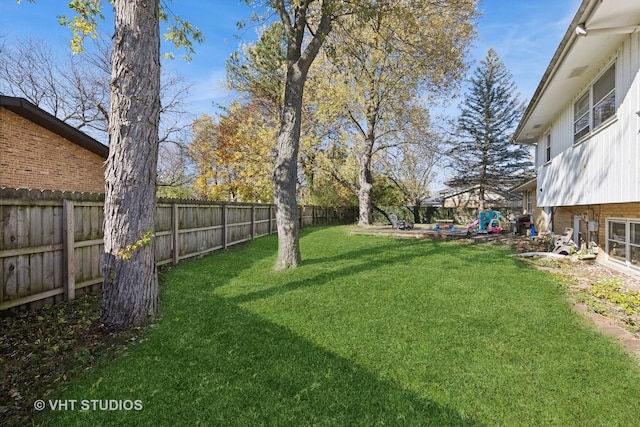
xmin=34 ymin=399 xmax=143 ymax=411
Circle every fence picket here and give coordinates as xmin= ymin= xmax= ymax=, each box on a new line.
xmin=62 ymin=200 xmax=75 ymax=302
xmin=0 ymin=192 xmax=356 ymax=311
xmin=172 ymin=203 xmax=179 ymax=266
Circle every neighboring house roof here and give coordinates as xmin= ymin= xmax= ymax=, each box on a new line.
xmin=510 ymin=178 xmax=537 ymax=193
xmin=421 ymin=196 xmax=443 ymax=207
xmin=513 ymin=0 xmax=640 ymax=144
xmin=442 ymin=185 xmax=521 ymax=202
xmin=0 ymin=95 xmax=108 ymax=159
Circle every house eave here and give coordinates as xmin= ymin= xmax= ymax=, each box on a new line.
xmin=510 ymin=178 xmax=537 ymax=193
xmin=0 ymin=96 xmax=109 ymax=159
xmin=513 ymin=0 xmax=593 ymax=144
xmin=513 ymin=0 xmax=640 ymax=144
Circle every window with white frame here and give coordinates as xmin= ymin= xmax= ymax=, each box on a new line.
xmin=545 ymin=133 xmax=551 ymax=163
xmin=593 ymin=65 xmax=616 ymax=128
xmin=525 ymin=190 xmax=532 ymax=214
xmin=574 ymin=92 xmax=590 ymax=142
xmin=606 ymin=218 xmax=640 ymax=268
xmin=632 ymin=222 xmax=640 ymax=267
xmin=573 ymin=63 xmax=616 ymax=143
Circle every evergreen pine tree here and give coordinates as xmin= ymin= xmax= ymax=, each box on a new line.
xmin=446 ymin=48 xmax=533 ymax=211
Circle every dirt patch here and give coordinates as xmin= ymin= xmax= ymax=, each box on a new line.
xmin=0 ymin=294 xmax=150 ymax=426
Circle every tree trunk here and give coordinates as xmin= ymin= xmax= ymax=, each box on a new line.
xmin=357 ymin=131 xmax=375 ymax=226
xmin=102 ymin=0 xmax=160 ymax=328
xmin=411 ymin=203 xmax=421 ymax=224
xmin=273 ymin=64 xmax=304 ymax=270
xmin=357 ymin=163 xmax=373 ymax=226
xmin=271 ymin=1 xmax=332 ymax=270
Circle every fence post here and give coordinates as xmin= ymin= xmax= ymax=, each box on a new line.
xmin=222 ymin=204 xmax=227 ymax=249
xmin=251 ymin=205 xmax=255 ymax=239
xmin=172 ymin=202 xmax=179 ymax=265
xmin=62 ymin=199 xmax=75 ymax=301
xmin=299 ymin=206 xmax=303 ymax=230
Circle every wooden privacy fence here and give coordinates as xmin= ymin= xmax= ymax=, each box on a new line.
xmin=0 ymin=189 xmax=357 ymax=311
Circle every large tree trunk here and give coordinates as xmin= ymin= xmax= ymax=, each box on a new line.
xmin=357 ymin=125 xmax=375 ymax=226
xmin=478 ymin=185 xmax=486 ymax=212
xmin=357 ymin=153 xmax=373 ymax=226
xmin=411 ymin=203 xmax=421 ymax=224
xmin=273 ymin=65 xmax=304 ymax=270
xmin=271 ymin=2 xmax=332 ymax=270
xmin=102 ymin=0 xmax=160 ymax=328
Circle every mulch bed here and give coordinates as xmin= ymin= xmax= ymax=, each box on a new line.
xmin=0 ymin=294 xmax=148 ymax=426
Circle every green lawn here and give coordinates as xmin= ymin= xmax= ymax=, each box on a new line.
xmin=43 ymin=226 xmax=640 ymax=426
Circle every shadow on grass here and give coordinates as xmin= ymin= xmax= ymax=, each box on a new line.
xmin=43 ymin=227 xmax=640 ymax=426
xmin=229 ymin=238 xmax=438 ymax=305
xmin=46 ymin=293 xmax=480 ymax=426
xmin=217 ymin=232 xmax=530 ymax=309
xmin=43 ymin=231 xmax=482 ymax=426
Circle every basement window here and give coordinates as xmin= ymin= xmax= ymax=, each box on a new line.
xmin=606 ymin=219 xmax=640 ymax=269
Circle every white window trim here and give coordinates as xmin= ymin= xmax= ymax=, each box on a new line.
xmin=573 ymin=61 xmax=617 ymax=145
xmin=544 ymin=133 xmax=551 ymax=164
xmin=605 ymin=217 xmax=640 ymax=271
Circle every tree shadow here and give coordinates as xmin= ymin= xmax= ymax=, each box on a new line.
xmin=51 ymin=294 xmax=481 ymax=426
xmin=46 ymin=228 xmax=640 ymax=426
xmin=228 ymin=238 xmax=436 ymax=305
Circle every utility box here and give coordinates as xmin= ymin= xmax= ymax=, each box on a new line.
xmin=588 ymin=220 xmax=598 ymax=231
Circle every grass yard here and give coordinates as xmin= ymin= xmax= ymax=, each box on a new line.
xmin=40 ymin=226 xmax=640 ymax=426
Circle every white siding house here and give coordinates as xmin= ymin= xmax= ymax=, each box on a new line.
xmin=513 ymin=0 xmax=640 ymax=273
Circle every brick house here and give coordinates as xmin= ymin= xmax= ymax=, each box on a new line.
xmin=512 ymin=0 xmax=640 ymax=274
xmin=0 ymin=96 xmax=108 ymax=193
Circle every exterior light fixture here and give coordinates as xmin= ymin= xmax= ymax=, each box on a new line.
xmin=576 ymin=24 xmax=588 ymax=36
xmin=576 ymin=23 xmax=640 ymax=37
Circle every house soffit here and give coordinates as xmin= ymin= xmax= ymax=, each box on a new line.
xmin=514 ymin=0 xmax=640 ymax=144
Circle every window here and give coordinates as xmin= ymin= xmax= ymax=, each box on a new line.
xmin=632 ymin=222 xmax=640 ymax=267
xmin=573 ymin=64 xmax=616 ymax=143
xmin=607 ymin=219 xmax=640 ymax=268
xmin=574 ymin=92 xmax=590 ymax=142
xmin=526 ymin=190 xmax=532 ymax=214
xmin=593 ymin=65 xmax=616 ymax=128
xmin=608 ymin=221 xmax=626 ymax=262
xmin=545 ymin=133 xmax=551 ymax=163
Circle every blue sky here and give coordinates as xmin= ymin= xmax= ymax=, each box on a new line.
xmin=0 ymin=0 xmax=582 ymax=189
xmin=1 ymin=0 xmax=581 ymax=120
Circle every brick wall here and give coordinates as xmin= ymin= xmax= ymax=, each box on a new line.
xmin=0 ymin=107 xmax=106 ymax=193
xmin=518 ymin=187 xmax=546 ymax=234
xmin=553 ymin=202 xmax=640 ymax=248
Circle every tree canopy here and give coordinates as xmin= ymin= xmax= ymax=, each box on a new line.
xmin=446 ymin=48 xmax=533 ymax=211
xmin=309 ymin=0 xmax=478 ymax=225
xmin=189 ymin=103 xmax=275 ymax=202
